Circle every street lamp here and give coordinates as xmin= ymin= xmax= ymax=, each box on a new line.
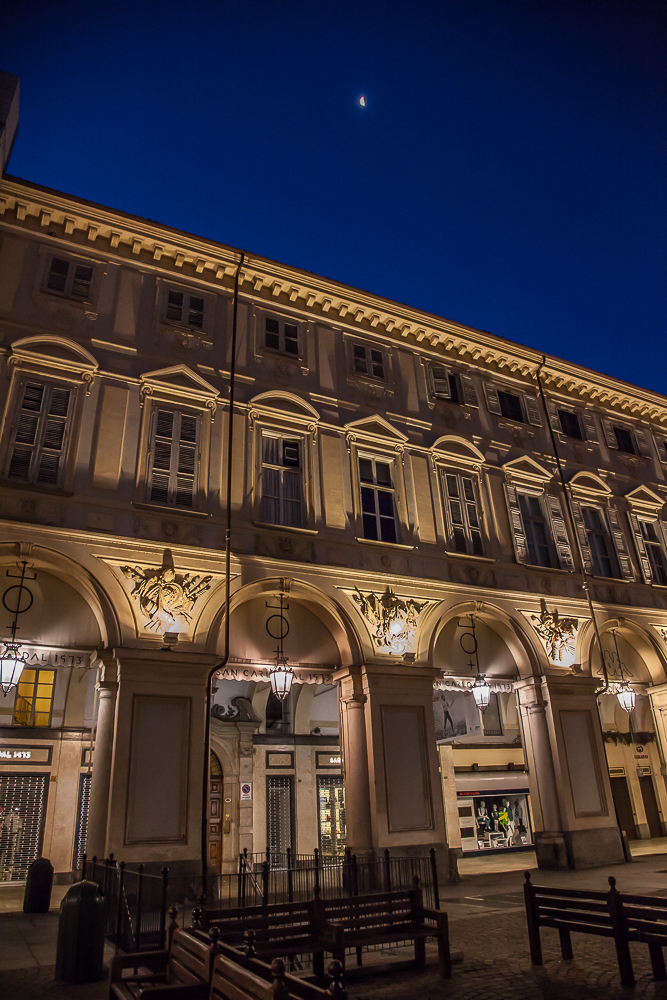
xmin=266 ymin=591 xmax=294 ymax=702
xmin=609 ymin=630 xmax=635 ymax=714
xmin=0 ymin=561 xmax=35 ymax=695
xmin=472 ymin=674 xmax=491 ymax=711
xmin=460 ymin=614 xmax=492 ymax=712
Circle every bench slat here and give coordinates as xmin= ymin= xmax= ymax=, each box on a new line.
xmin=539 ymin=917 xmax=614 ymax=938
xmin=531 ymin=885 xmax=607 ymax=901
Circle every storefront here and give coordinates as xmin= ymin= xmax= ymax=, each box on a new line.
xmin=455 ymin=773 xmax=533 ymax=854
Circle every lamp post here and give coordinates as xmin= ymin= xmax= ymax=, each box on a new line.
xmin=460 ymin=614 xmax=492 ymax=712
xmin=0 ymin=560 xmax=35 ymax=696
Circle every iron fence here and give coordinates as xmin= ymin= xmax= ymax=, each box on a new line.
xmin=82 ymin=847 xmax=440 ymax=952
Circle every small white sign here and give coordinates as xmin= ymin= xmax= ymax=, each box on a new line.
xmin=240 ymin=782 xmax=252 ymax=801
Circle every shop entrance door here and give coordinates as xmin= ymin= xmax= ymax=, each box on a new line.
xmin=610 ymin=776 xmax=638 ymax=840
xmin=0 ymin=773 xmax=49 ymax=882
xmin=208 ymin=752 xmax=223 ymax=872
xmin=267 ymin=776 xmax=293 ymax=856
xmin=317 ymin=776 xmax=347 ymax=857
xmin=639 ymin=776 xmax=663 ymax=838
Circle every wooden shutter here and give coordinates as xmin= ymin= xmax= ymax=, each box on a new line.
xmin=546 ymin=399 xmax=561 ymax=433
xmin=175 ymin=414 xmax=199 ymax=508
xmin=430 ymin=364 xmax=451 ymax=398
xmin=7 ymin=382 xmax=71 ymax=486
xmin=504 ymin=484 xmax=528 ymax=564
xmin=523 ymin=393 xmax=542 ymax=427
xmin=484 ymin=383 xmax=502 ymax=416
xmin=544 ymin=494 xmax=575 ymax=571
xmin=601 ymin=418 xmax=618 ymax=449
xmin=149 ymin=409 xmax=174 ymax=505
xmin=653 ymin=434 xmax=667 ymax=465
xmin=459 ymin=374 xmax=478 ymax=407
xmin=569 ymin=500 xmax=594 ymax=574
xmin=606 ymin=507 xmax=634 ymax=580
xmin=582 ymin=409 xmax=598 ymax=443
xmin=36 ymin=386 xmax=72 ymax=485
xmin=627 ymin=511 xmax=653 ymax=584
xmin=633 ymin=428 xmax=653 ymax=458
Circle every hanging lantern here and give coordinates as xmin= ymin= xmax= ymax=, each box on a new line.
xmin=0 ymin=642 xmax=25 ymax=695
xmin=616 ymin=681 xmax=636 ymax=714
xmin=472 ymin=673 xmax=491 ymax=711
xmin=270 ymin=655 xmax=294 ymax=702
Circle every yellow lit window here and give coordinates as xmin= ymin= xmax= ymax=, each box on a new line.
xmin=13 ymin=669 xmax=55 ymax=727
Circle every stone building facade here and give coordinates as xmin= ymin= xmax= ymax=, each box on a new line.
xmin=2 ymin=155 xmax=667 ymax=880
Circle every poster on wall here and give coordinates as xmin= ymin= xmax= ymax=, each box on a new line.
xmin=457 ymin=790 xmax=532 ymax=852
xmin=433 ymin=690 xmax=469 ymax=740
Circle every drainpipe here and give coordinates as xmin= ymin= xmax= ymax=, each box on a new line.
xmin=201 ymin=253 xmax=245 ymax=880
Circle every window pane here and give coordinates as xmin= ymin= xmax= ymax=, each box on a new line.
xmin=166 ymin=290 xmax=184 ymax=321
xmin=471 ymin=529 xmax=484 ymax=556
xmin=452 ymin=525 xmax=467 ymax=553
xmin=283 ymin=499 xmax=302 ymax=527
xmin=374 ymin=462 xmax=391 ymax=486
xmin=583 ymin=507 xmax=602 ymax=532
xmin=359 ymin=458 xmax=374 ymax=483
xmin=47 ymin=258 xmax=69 ymax=292
xmin=449 ymin=499 xmax=463 ymax=524
xmin=284 ymin=324 xmax=299 ymax=354
xmin=353 ymin=345 xmax=368 ymax=374
xmin=446 ymin=475 xmax=459 ymax=498
xmin=647 ymin=543 xmax=667 ymax=586
xmin=376 ymin=491 xmax=393 ymax=517
xmin=466 ymin=502 xmax=479 ymax=528
xmin=614 ymin=427 xmax=636 ymax=454
xmin=448 ymin=373 xmax=461 ymax=404
xmin=363 ymin=512 xmax=378 ymax=540
xmin=265 ymin=317 xmax=280 ymax=350
xmin=282 ymin=442 xmax=300 ymax=467
xmin=379 ymin=517 xmax=396 ymax=544
xmin=558 ymin=409 xmax=582 ymax=439
xmin=370 ymin=350 xmax=385 ymax=379
xmin=262 ymin=435 xmax=281 ymax=465
xmin=282 ymin=470 xmax=301 ymax=500
xmin=361 ymin=486 xmax=376 ymax=513
xmin=71 ymin=264 xmax=93 ymax=299
xmin=498 ymin=391 xmax=523 ymax=422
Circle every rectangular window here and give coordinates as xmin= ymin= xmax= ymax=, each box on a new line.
xmin=359 ymin=457 xmax=396 ymax=543
xmin=165 ymin=289 xmax=205 ymax=329
xmin=443 ymin=472 xmax=484 ymax=556
xmin=13 ymin=669 xmax=55 ymax=726
xmin=46 ymin=257 xmax=94 ymax=300
xmin=518 ymin=494 xmax=555 ymax=568
xmin=583 ymin=507 xmax=614 ymax=577
xmin=261 ymin=435 xmax=304 ymax=528
xmin=613 ymin=426 xmax=637 ymax=454
xmin=353 ymin=344 xmax=385 ymax=380
xmin=640 ymin=521 xmax=667 ymax=586
xmin=147 ymin=409 xmax=200 ymax=508
xmin=497 ymin=390 xmax=524 ymax=423
xmin=264 ymin=316 xmax=299 ymax=355
xmin=558 ymin=409 xmax=583 ymax=440
xmin=7 ymin=381 xmax=73 ymax=487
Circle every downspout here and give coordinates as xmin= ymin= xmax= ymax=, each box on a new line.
xmin=201 ymin=252 xmax=245 ymax=879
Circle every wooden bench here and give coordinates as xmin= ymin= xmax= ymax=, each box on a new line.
xmin=109 ymin=924 xmax=214 ymax=1000
xmin=208 ymin=949 xmax=346 ymax=999
xmin=523 ymin=870 xmax=667 ymax=988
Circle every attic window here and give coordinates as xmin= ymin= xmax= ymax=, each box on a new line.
xmin=45 ymin=257 xmax=94 ymax=300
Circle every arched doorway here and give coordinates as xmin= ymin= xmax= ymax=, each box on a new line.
xmin=208 ymin=751 xmax=223 ymax=872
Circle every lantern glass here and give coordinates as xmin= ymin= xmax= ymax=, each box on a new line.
xmin=616 ymin=682 xmax=636 ymax=714
xmin=472 ymin=674 xmax=491 ymax=711
xmin=270 ymin=658 xmax=294 ymax=701
xmin=0 ymin=644 xmax=25 ymax=695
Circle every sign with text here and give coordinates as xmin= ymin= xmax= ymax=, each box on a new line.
xmin=316 ymin=753 xmax=342 ymax=769
xmin=240 ymin=782 xmax=252 ymax=801
xmin=14 ymin=646 xmax=92 ymax=669
xmin=217 ymin=664 xmax=334 ymax=685
xmin=0 ymin=745 xmax=52 ymax=764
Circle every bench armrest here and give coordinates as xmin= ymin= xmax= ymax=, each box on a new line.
xmin=417 ymin=907 xmax=448 ymax=925
xmin=109 ymin=950 xmax=169 ymax=980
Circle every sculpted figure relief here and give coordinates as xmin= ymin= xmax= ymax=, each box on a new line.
xmin=352 ymin=587 xmax=430 ymax=654
xmin=530 ymin=599 xmax=578 ymax=664
xmin=121 ymin=563 xmax=212 ymax=631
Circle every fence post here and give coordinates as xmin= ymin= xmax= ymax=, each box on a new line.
xmin=81 ymin=852 xmax=87 ymax=882
xmin=314 ymin=848 xmax=321 ymax=899
xmin=286 ymin=847 xmax=293 ymax=903
xmin=91 ymin=855 xmax=97 ymax=885
xmin=261 ymin=861 xmax=269 ymax=910
xmin=607 ymin=876 xmax=636 ymax=987
xmin=135 ymin=863 xmax=145 ymax=952
xmin=160 ymin=867 xmax=169 ymax=948
xmin=383 ymin=848 xmax=392 ymax=893
xmin=351 ymin=855 xmax=358 ymax=897
xmin=429 ymin=847 xmax=440 ymax=910
xmin=114 ymin=861 xmax=125 ymax=953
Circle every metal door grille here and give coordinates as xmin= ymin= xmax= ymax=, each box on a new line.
xmin=318 ymin=775 xmax=347 ymax=857
xmin=267 ymin=776 xmax=292 ymax=853
xmin=73 ymin=772 xmax=91 ymax=873
xmin=0 ymin=773 xmax=49 ymax=882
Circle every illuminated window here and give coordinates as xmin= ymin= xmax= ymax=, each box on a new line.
xmin=359 ymin=457 xmax=397 ymax=543
xmin=13 ymin=669 xmax=55 ymax=727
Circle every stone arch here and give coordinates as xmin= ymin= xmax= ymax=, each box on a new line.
xmin=581 ymin=617 xmax=667 ymax=688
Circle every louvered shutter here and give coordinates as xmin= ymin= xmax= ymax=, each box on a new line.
xmin=627 ymin=511 xmax=653 ymax=584
xmin=653 ymin=434 xmax=667 ymax=465
xmin=607 ymin=507 xmax=634 ymax=580
xmin=601 ymin=418 xmax=618 ymax=449
xmin=175 ymin=414 xmax=198 ymax=508
xmin=431 ymin=365 xmax=451 ymax=398
xmin=504 ymin=484 xmax=528 ymax=564
xmin=484 ymin=383 xmax=502 ymax=416
xmin=569 ymin=500 xmax=594 ymax=574
xmin=36 ymin=387 xmax=71 ymax=485
xmin=524 ymin=393 xmax=542 ymax=427
xmin=544 ymin=495 xmax=575 ymax=571
xmin=7 ymin=382 xmax=72 ymax=486
xmin=459 ymin=374 xmax=478 ymax=407
xmin=546 ymin=399 xmax=561 ymax=433
xmin=149 ymin=409 xmax=174 ymax=505
xmin=633 ymin=428 xmax=653 ymax=458
xmin=8 ymin=382 xmax=44 ymax=481
xmin=582 ymin=409 xmax=598 ymax=443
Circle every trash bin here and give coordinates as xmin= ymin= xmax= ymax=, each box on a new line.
xmin=55 ymin=880 xmax=105 ymax=983
xmin=23 ymin=857 xmax=54 ymax=913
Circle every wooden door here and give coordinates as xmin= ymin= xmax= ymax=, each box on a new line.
xmin=610 ymin=776 xmax=638 ymax=840
xmin=208 ymin=751 xmax=223 ymax=872
xmin=639 ymin=776 xmax=663 ymax=838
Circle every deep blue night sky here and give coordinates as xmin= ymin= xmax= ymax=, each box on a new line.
xmin=1 ymin=1 xmax=665 ymax=393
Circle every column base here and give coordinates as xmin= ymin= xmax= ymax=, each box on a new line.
xmin=534 ymin=832 xmax=569 ymax=870
xmin=536 ymin=828 xmax=626 ymax=870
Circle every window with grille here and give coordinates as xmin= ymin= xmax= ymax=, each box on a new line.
xmin=260 ymin=436 xmax=304 ymax=527
xmin=518 ymin=494 xmax=555 ymax=568
xmin=147 ymin=409 xmax=200 ymax=508
xmin=165 ymin=289 xmax=206 ymax=329
xmin=318 ymin=776 xmax=347 ymax=857
xmin=267 ymin=776 xmax=293 ymax=854
xmin=583 ymin=507 xmax=614 ymax=577
xmin=640 ymin=521 xmax=667 ymax=585
xmin=45 ymin=257 xmax=94 ymax=300
xmin=0 ymin=773 xmax=49 ymax=882
xmin=359 ymin=457 xmax=396 ymax=543
xmin=13 ymin=669 xmax=55 ymax=727
xmin=442 ymin=472 xmax=484 ymax=556
xmin=264 ymin=316 xmax=299 ymax=355
xmin=6 ymin=381 xmax=73 ymax=487
xmin=73 ymin=772 xmax=91 ymax=873
xmin=352 ymin=344 xmax=385 ymax=380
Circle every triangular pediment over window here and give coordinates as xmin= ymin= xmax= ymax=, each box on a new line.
xmin=250 ymin=391 xmax=320 ymax=420
xmin=503 ymin=455 xmax=553 ymax=483
xmin=140 ymin=364 xmax=218 ymax=400
xmin=345 ymin=415 xmax=408 ymax=442
xmin=625 ymin=485 xmax=665 ymax=513
xmin=10 ymin=335 xmax=98 ymax=372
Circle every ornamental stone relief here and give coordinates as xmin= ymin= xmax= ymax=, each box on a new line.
xmin=120 ymin=563 xmax=212 ymax=632
xmin=525 ymin=599 xmax=581 ymax=666
xmin=347 ymin=587 xmax=433 ymax=655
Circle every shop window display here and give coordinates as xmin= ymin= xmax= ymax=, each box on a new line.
xmin=458 ymin=790 xmax=532 ymax=852
xmin=318 ymin=775 xmax=346 ymax=857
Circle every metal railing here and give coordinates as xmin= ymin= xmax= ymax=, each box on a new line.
xmin=82 ymin=847 xmax=440 ymax=952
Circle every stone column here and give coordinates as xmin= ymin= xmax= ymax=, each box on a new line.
xmin=86 ymin=656 xmax=118 ymax=861
xmin=646 ymin=683 xmax=667 ymax=834
xmin=336 ymin=667 xmax=373 ymax=856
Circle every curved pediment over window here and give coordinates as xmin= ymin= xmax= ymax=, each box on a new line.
xmin=568 ymin=470 xmax=611 ymax=496
xmin=432 ymin=435 xmax=485 ymax=463
xmin=10 ymin=335 xmax=98 ymax=372
xmin=345 ymin=414 xmax=408 ymax=442
xmin=250 ymin=390 xmax=320 ymax=420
